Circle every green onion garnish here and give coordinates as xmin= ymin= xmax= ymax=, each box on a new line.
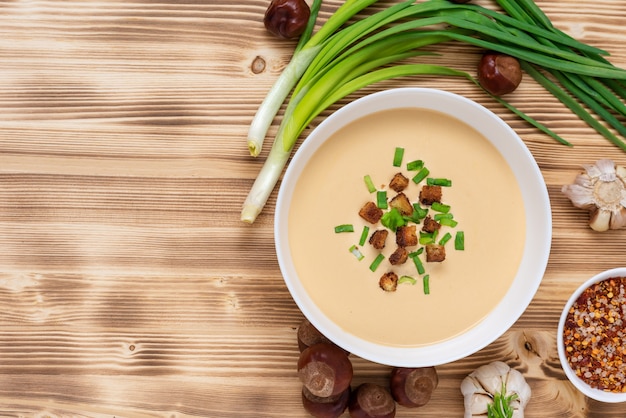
xmin=334 ymin=224 xmax=354 ymax=233
xmin=406 ymin=159 xmax=424 ymax=171
xmin=455 ymin=231 xmax=465 ymax=251
xmin=393 ymin=147 xmax=404 ymax=167
xmin=433 ymin=213 xmax=453 ymax=221
xmin=369 ymin=253 xmax=385 ymax=272
xmin=413 ymin=204 xmax=429 ymax=220
xmin=431 ymin=202 xmax=450 ymax=213
xmin=409 ymin=251 xmax=425 ymax=275
xmin=419 ymin=232 xmax=434 ymax=245
xmin=349 ymin=245 xmax=364 ymax=261
xmin=381 ymin=207 xmax=406 ymax=232
xmin=377 ymin=190 xmax=388 ymax=209
xmin=439 ymin=218 xmax=458 ymax=228
xmin=359 ymin=225 xmax=370 ymax=246
xmin=364 ymin=175 xmax=376 ymax=193
xmin=412 ymin=167 xmax=430 ymax=184
xmin=423 ymin=275 xmax=430 ymax=295
xmin=399 ymin=276 xmax=417 ymax=285
xmin=427 ymin=178 xmax=452 ymax=187
xmin=439 ymin=232 xmax=452 ymax=246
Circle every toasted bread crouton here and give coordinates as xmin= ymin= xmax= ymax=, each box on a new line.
xmin=389 ymin=192 xmax=414 ymax=216
xmin=368 ymin=229 xmax=388 ymax=250
xmin=419 ymin=185 xmax=442 ymax=205
xmin=425 ymin=244 xmax=446 ymax=262
xmin=389 ymin=172 xmax=409 ymax=192
xmin=422 ymin=216 xmax=441 ymax=233
xmin=359 ymin=201 xmax=383 ymax=224
xmin=396 ymin=225 xmax=418 ymax=247
xmin=389 ymin=247 xmax=408 ymax=265
xmin=379 ymin=272 xmax=398 ymax=292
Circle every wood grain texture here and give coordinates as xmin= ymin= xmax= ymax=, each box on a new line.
xmin=1 ymin=0 xmax=626 ymax=416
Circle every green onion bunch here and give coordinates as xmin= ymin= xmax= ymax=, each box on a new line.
xmin=242 ymin=0 xmax=626 ymax=224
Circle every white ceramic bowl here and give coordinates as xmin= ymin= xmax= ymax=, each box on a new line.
xmin=557 ymin=267 xmax=626 ymax=403
xmin=275 ymin=88 xmax=551 ymax=366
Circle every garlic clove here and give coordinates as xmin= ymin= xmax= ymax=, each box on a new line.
xmin=609 ymin=206 xmax=626 ymax=230
xmin=561 ymin=183 xmax=596 ymax=209
xmin=589 ymin=208 xmax=611 ymax=232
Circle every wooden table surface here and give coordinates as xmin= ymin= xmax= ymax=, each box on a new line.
xmin=1 ymin=1 xmax=626 ymax=416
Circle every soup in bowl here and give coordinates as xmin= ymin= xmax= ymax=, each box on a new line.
xmin=275 ymin=88 xmax=551 ymax=367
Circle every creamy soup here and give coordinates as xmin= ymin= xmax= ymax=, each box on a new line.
xmin=288 ymin=108 xmax=526 ymax=347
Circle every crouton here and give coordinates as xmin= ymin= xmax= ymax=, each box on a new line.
xmin=389 ymin=192 xmax=414 ymax=216
xmin=379 ymin=272 xmax=398 ymax=292
xmin=422 ymin=216 xmax=441 ymax=233
xmin=396 ymin=225 xmax=418 ymax=247
xmin=389 ymin=172 xmax=409 ymax=193
xmin=389 ymin=247 xmax=408 ymax=265
xmin=425 ymin=244 xmax=446 ymax=262
xmin=359 ymin=201 xmax=383 ymax=224
xmin=368 ymin=229 xmax=388 ymax=250
xmin=419 ymin=185 xmax=442 ymax=205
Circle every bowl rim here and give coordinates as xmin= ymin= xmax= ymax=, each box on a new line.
xmin=557 ymin=267 xmax=626 ymax=403
xmin=275 ymin=87 xmax=552 ymax=366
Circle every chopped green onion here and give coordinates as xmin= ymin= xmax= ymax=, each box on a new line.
xmin=399 ymin=276 xmax=417 ymax=285
xmin=393 ymin=147 xmax=405 ymax=167
xmin=349 ymin=245 xmax=365 ymax=261
xmin=377 ymin=190 xmax=388 ymax=209
xmin=419 ymin=232 xmax=434 ymax=245
xmin=364 ymin=174 xmax=376 ymax=193
xmin=455 ymin=231 xmax=465 ymax=250
xmin=410 ymin=252 xmax=425 ymax=275
xmin=406 ymin=159 xmax=424 ymax=171
xmin=423 ymin=275 xmax=430 ymax=295
xmin=369 ymin=253 xmax=385 ymax=272
xmin=427 ymin=178 xmax=452 ymax=187
xmin=334 ymin=224 xmax=354 ymax=233
xmin=381 ymin=207 xmax=407 ymax=232
xmin=433 ymin=213 xmax=453 ymax=221
xmin=439 ymin=232 xmax=452 ymax=246
xmin=431 ymin=202 xmax=450 ymax=213
xmin=439 ymin=217 xmax=458 ymax=228
xmin=359 ymin=225 xmax=370 ymax=246
xmin=412 ymin=167 xmax=430 ymax=184
xmin=413 ymin=204 xmax=429 ymax=219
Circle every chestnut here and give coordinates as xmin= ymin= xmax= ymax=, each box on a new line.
xmin=477 ymin=52 xmax=523 ymax=96
xmin=302 ymin=385 xmax=350 ymax=418
xmin=298 ymin=343 xmax=353 ymax=398
xmin=389 ymin=367 xmax=438 ymax=408
xmin=348 ymin=383 xmax=396 ymax=418
xmin=264 ymin=0 xmax=311 ymax=39
xmin=297 ymin=319 xmax=333 ymax=352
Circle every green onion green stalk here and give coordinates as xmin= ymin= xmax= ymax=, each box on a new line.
xmin=242 ymin=0 xmax=626 ymax=223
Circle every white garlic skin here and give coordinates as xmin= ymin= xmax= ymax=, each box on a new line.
xmin=562 ymin=159 xmax=626 ymax=232
xmin=460 ymin=361 xmax=531 ymax=418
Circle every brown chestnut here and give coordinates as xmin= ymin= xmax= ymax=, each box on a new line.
xmin=264 ymin=0 xmax=311 ymax=39
xmin=302 ymin=385 xmax=350 ymax=418
xmin=297 ymin=319 xmax=334 ymax=352
xmin=348 ymin=383 xmax=396 ymax=418
xmin=298 ymin=343 xmax=353 ymax=398
xmin=477 ymin=52 xmax=523 ymax=96
xmin=389 ymin=367 xmax=438 ymax=408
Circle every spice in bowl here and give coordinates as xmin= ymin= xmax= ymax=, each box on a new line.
xmin=559 ymin=272 xmax=626 ymax=399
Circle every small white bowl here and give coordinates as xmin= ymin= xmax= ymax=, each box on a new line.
xmin=557 ymin=267 xmax=626 ymax=403
xmin=275 ymin=88 xmax=551 ymax=366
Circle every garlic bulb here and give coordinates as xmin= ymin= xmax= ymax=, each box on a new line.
xmin=461 ymin=361 xmax=531 ymax=418
xmin=561 ymin=159 xmax=626 ymax=232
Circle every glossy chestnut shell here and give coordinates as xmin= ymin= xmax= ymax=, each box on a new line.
xmin=264 ymin=0 xmax=311 ymax=39
xmin=348 ymin=383 xmax=396 ymax=418
xmin=298 ymin=343 xmax=353 ymax=398
xmin=477 ymin=52 xmax=523 ymax=96
xmin=389 ymin=367 xmax=438 ymax=408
